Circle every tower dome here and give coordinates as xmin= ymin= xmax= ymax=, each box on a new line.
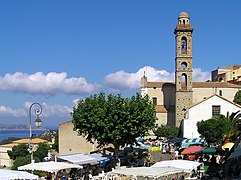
xmin=177 ymin=12 xmax=190 ymax=25
xmin=178 ymin=12 xmax=189 ymax=18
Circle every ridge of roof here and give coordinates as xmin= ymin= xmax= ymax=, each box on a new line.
xmin=188 ymin=94 xmax=241 ymax=109
xmin=143 ymin=81 xmax=241 ymax=88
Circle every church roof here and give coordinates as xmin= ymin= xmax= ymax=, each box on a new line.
xmin=144 ymin=81 xmax=241 ymax=88
xmin=145 ymin=82 xmax=175 ymax=88
xmin=155 ymin=105 xmax=167 ymax=113
xmin=188 ymin=94 xmax=241 ymax=109
xmin=193 ymin=82 xmax=241 ymax=88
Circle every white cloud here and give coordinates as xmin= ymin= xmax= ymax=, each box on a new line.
xmin=24 ymin=102 xmax=72 ymax=118
xmin=193 ymin=68 xmax=211 ymax=82
xmin=0 ymin=105 xmax=26 ymax=117
xmin=0 ymin=72 xmax=101 ymax=95
xmin=72 ymin=98 xmax=80 ymax=106
xmin=104 ymin=66 xmax=211 ymax=91
xmin=0 ymin=102 xmax=72 ymax=119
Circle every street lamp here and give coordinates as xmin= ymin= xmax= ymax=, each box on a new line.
xmin=28 ymin=102 xmax=43 ymax=163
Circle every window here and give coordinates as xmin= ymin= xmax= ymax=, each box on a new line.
xmin=219 ymin=90 xmax=222 ymax=96
xmin=152 ymin=97 xmax=157 ymax=106
xmin=212 ymin=105 xmax=220 ymax=116
xmin=181 ymin=37 xmax=187 ymax=54
xmin=181 ymin=62 xmax=187 ymax=68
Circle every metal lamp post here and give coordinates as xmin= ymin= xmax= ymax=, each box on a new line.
xmin=28 ymin=102 xmax=43 ymax=163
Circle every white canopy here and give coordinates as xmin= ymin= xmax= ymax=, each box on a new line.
xmin=57 ymin=153 xmax=98 ymax=165
xmin=18 ymin=161 xmax=82 ymax=173
xmin=0 ymin=169 xmax=38 ymax=180
xmin=152 ymin=160 xmax=201 ymax=172
xmin=113 ymin=167 xmax=184 ymax=178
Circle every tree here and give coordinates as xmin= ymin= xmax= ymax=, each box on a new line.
xmin=8 ymin=142 xmax=49 ymax=171
xmin=72 ymin=92 xmax=157 ymax=160
xmin=234 ymin=90 xmax=241 ymax=105
xmin=33 ymin=143 xmax=50 ymax=161
xmin=7 ymin=144 xmax=29 ymax=160
xmin=154 ymin=125 xmax=179 ymax=139
xmin=223 ymin=111 xmax=241 ymax=141
xmin=11 ymin=155 xmax=30 ymax=170
xmin=197 ymin=116 xmax=226 ymax=145
xmin=197 ymin=111 xmax=241 ymax=145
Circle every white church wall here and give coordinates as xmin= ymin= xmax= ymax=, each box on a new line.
xmin=183 ymin=95 xmax=241 ymax=139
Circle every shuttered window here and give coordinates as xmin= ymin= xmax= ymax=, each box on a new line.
xmin=212 ymin=105 xmax=220 ymax=116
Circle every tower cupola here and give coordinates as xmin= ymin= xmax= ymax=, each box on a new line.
xmin=178 ymin=12 xmax=190 ymax=25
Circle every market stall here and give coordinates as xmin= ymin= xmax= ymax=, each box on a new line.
xmin=18 ymin=161 xmax=82 ymax=173
xmin=0 ymin=169 xmax=38 ymax=180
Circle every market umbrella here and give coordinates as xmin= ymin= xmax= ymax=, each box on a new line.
xmin=196 ymin=147 xmax=218 ymax=155
xmin=222 ymin=142 xmax=234 ymax=151
xmin=181 ymin=146 xmax=202 ymax=155
xmin=166 ymin=138 xmax=185 ymax=144
xmin=148 ymin=147 xmax=160 ymax=152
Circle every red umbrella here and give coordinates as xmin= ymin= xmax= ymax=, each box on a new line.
xmin=181 ymin=146 xmax=202 ymax=155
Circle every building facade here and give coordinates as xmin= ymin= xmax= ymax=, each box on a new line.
xmin=140 ymin=12 xmax=241 ymax=130
xmin=212 ymin=64 xmax=241 ymax=84
xmin=183 ymin=95 xmax=241 ymax=138
xmin=58 ymin=121 xmax=98 ymax=155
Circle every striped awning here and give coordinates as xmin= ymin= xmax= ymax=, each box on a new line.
xmin=181 ymin=138 xmax=205 ymax=148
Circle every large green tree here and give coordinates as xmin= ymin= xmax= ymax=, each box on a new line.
xmin=71 ymin=92 xmax=157 ymax=160
xmin=234 ymin=90 xmax=241 ymax=105
xmin=197 ymin=111 xmax=241 ymax=145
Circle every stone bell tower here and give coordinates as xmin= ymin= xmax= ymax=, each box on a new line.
xmin=174 ymin=12 xmax=194 ymax=127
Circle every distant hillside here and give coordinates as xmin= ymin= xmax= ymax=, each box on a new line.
xmin=0 ymin=124 xmax=45 ymax=130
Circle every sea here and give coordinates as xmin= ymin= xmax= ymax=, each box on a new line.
xmin=0 ymin=129 xmax=48 ymax=141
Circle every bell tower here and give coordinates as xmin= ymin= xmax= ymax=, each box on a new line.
xmin=174 ymin=12 xmax=194 ymax=127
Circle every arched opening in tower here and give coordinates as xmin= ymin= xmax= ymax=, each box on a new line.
xmin=181 ymin=37 xmax=187 ymax=54
xmin=181 ymin=73 xmax=187 ymax=90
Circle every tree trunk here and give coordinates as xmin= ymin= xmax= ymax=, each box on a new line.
xmin=113 ymin=143 xmax=120 ymax=168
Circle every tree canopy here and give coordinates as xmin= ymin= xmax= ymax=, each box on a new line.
xmin=197 ymin=111 xmax=241 ymax=145
xmin=71 ymin=92 xmax=157 ymax=157
xmin=8 ymin=142 xmax=50 ymax=170
xmin=234 ymin=90 xmax=241 ymax=105
xmin=154 ymin=125 xmax=179 ymax=139
xmin=7 ymin=144 xmax=29 ymax=160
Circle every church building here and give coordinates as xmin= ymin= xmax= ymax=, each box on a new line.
xmin=140 ymin=12 xmax=241 ymax=137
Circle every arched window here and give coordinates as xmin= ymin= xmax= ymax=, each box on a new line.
xmin=181 ymin=73 xmax=187 ymax=90
xmin=181 ymin=37 xmax=187 ymax=54
xmin=181 ymin=62 xmax=187 ymax=69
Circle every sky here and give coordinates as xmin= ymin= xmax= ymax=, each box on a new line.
xmin=0 ymin=1 xmax=241 ymax=129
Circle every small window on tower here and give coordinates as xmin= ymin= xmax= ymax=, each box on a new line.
xmin=152 ymin=97 xmax=157 ymax=106
xmin=181 ymin=37 xmax=187 ymax=54
xmin=219 ymin=90 xmax=222 ymax=96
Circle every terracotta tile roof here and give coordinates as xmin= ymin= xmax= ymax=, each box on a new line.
xmin=192 ymin=82 xmax=241 ymax=88
xmin=144 ymin=81 xmax=241 ymax=88
xmin=155 ymin=105 xmax=167 ymax=113
xmin=12 ymin=138 xmax=48 ymax=144
xmin=145 ymin=82 xmax=175 ymax=88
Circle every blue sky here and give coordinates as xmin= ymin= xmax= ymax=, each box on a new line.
xmin=0 ymin=1 xmax=241 ymax=128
